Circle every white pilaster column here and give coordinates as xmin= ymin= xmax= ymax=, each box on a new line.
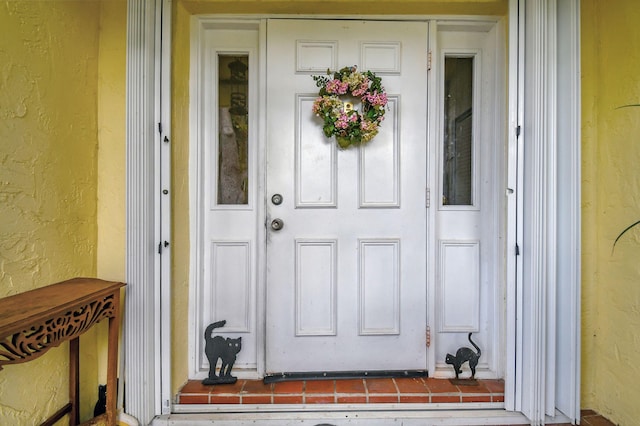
xmin=520 ymin=0 xmax=557 ymax=423
xmin=125 ymin=0 xmax=161 ymax=423
xmin=517 ymin=0 xmax=580 ymax=424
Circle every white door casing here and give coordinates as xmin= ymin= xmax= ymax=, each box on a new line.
xmin=265 ymin=19 xmax=429 ymax=373
xmin=190 ymin=17 xmax=506 ymax=380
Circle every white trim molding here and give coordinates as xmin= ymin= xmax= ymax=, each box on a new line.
xmin=554 ymin=0 xmax=581 ymax=422
xmin=515 ymin=0 xmax=581 ymax=424
xmin=125 ymin=0 xmax=167 ymax=423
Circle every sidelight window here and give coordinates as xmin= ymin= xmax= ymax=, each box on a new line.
xmin=217 ymin=54 xmax=249 ymax=205
xmin=442 ymin=57 xmax=474 ymax=206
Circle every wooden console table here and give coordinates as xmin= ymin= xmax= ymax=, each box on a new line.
xmin=0 ymin=278 xmax=125 ymax=425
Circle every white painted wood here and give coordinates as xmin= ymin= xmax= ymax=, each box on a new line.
xmin=359 ymin=97 xmax=399 ymax=207
xmin=296 ymin=95 xmax=337 ymax=207
xmin=519 ymin=1 xmax=556 ymax=423
xmin=266 ymin=19 xmax=428 ymax=373
xmin=506 ymin=0 xmax=521 ymax=412
xmin=514 ymin=1 xmax=581 ymax=424
xmin=295 ymin=239 xmax=337 ymax=336
xmin=159 ymin=0 xmax=173 ymax=415
xmin=209 ymin=242 xmax=251 ymax=332
xmin=426 ymin=20 xmax=439 ymax=379
xmin=554 ymin=1 xmax=581 ymax=422
xmin=360 ymin=42 xmax=402 ymax=74
xmin=431 ymin=22 xmax=506 ymax=379
xmin=296 ymin=41 xmax=338 ymax=72
xmin=125 ymin=0 xmax=163 ymax=423
xmin=358 ymin=239 xmax=401 ymax=335
xmin=160 ymin=408 xmax=575 ymax=425
xmin=439 ymin=241 xmax=480 ymax=332
xmin=256 ymin=19 xmax=269 ymax=379
xmin=190 ymin=22 xmax=262 ymax=379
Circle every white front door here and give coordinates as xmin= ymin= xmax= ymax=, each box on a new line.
xmin=265 ymin=19 xmax=429 ymax=373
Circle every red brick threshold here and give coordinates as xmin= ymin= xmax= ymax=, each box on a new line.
xmin=176 ymin=377 xmax=505 ymax=406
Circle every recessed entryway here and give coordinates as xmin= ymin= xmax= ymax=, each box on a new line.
xmin=189 ymin=16 xmax=506 ymax=386
xmin=126 ymin=2 xmax=582 ymax=424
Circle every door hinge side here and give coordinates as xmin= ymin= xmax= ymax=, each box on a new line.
xmin=426 ymin=326 xmax=431 ymax=348
xmin=426 ymin=188 xmax=430 ymax=208
xmin=515 ymin=243 xmax=520 ymax=256
xmin=516 ymin=125 xmax=521 ymax=137
xmin=427 ymin=50 xmax=432 ymax=71
xmin=158 ymin=122 xmax=162 ymax=134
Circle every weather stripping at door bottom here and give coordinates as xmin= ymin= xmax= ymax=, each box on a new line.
xmin=263 ymin=370 xmax=428 ymax=384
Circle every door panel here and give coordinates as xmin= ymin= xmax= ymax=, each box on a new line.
xmin=432 ymin=24 xmax=504 ymax=378
xmin=196 ymin=27 xmax=260 ymax=376
xmin=265 ymin=19 xmax=429 ymax=373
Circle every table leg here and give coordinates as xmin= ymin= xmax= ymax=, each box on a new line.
xmin=69 ymin=337 xmax=80 ymax=426
xmin=106 ymin=291 xmax=121 ymax=425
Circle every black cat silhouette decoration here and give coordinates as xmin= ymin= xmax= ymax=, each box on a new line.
xmin=445 ymin=332 xmax=482 ymax=379
xmin=202 ymin=320 xmax=242 ymax=385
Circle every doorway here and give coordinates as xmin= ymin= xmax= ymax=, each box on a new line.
xmin=190 ymin=17 xmax=506 ymax=381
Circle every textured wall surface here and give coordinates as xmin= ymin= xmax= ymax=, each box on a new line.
xmin=581 ymin=0 xmax=640 ymax=423
xmin=0 ymin=1 xmax=101 ymax=424
xmin=180 ymin=0 xmax=508 ymax=16
xmin=96 ymin=0 xmax=127 ymax=408
xmin=97 ymin=0 xmax=127 ymax=286
xmin=171 ymin=0 xmax=192 ymax=395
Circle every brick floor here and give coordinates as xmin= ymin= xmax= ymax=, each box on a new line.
xmin=176 ymin=377 xmax=504 ymax=405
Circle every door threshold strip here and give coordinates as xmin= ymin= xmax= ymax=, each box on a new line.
xmin=263 ymin=370 xmax=428 ymax=384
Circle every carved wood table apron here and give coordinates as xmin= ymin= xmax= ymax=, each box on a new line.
xmin=0 ymin=278 xmax=125 ymax=426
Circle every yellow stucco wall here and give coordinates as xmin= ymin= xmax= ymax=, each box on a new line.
xmin=0 ymin=1 xmax=126 ymax=424
xmin=96 ymin=0 xmax=127 ymax=399
xmin=581 ymin=0 xmax=640 ymax=424
xmin=180 ymin=0 xmax=507 ymax=15
xmin=171 ymin=0 xmax=193 ymax=398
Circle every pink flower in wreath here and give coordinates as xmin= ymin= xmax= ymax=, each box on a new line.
xmin=335 ymin=113 xmax=350 ymax=129
xmin=364 ymin=91 xmax=388 ymax=107
xmin=351 ymin=80 xmax=370 ymax=97
xmin=326 ymin=79 xmax=349 ymax=95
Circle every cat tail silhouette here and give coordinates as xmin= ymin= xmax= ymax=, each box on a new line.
xmin=468 ymin=332 xmax=481 ymax=358
xmin=205 ymin=320 xmax=226 ymax=338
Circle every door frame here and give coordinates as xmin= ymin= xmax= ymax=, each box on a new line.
xmin=124 ymin=2 xmax=581 ymax=424
xmin=188 ymin=15 xmax=506 ymax=382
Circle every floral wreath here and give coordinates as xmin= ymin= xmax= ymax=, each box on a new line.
xmin=312 ymin=66 xmax=388 ymax=149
